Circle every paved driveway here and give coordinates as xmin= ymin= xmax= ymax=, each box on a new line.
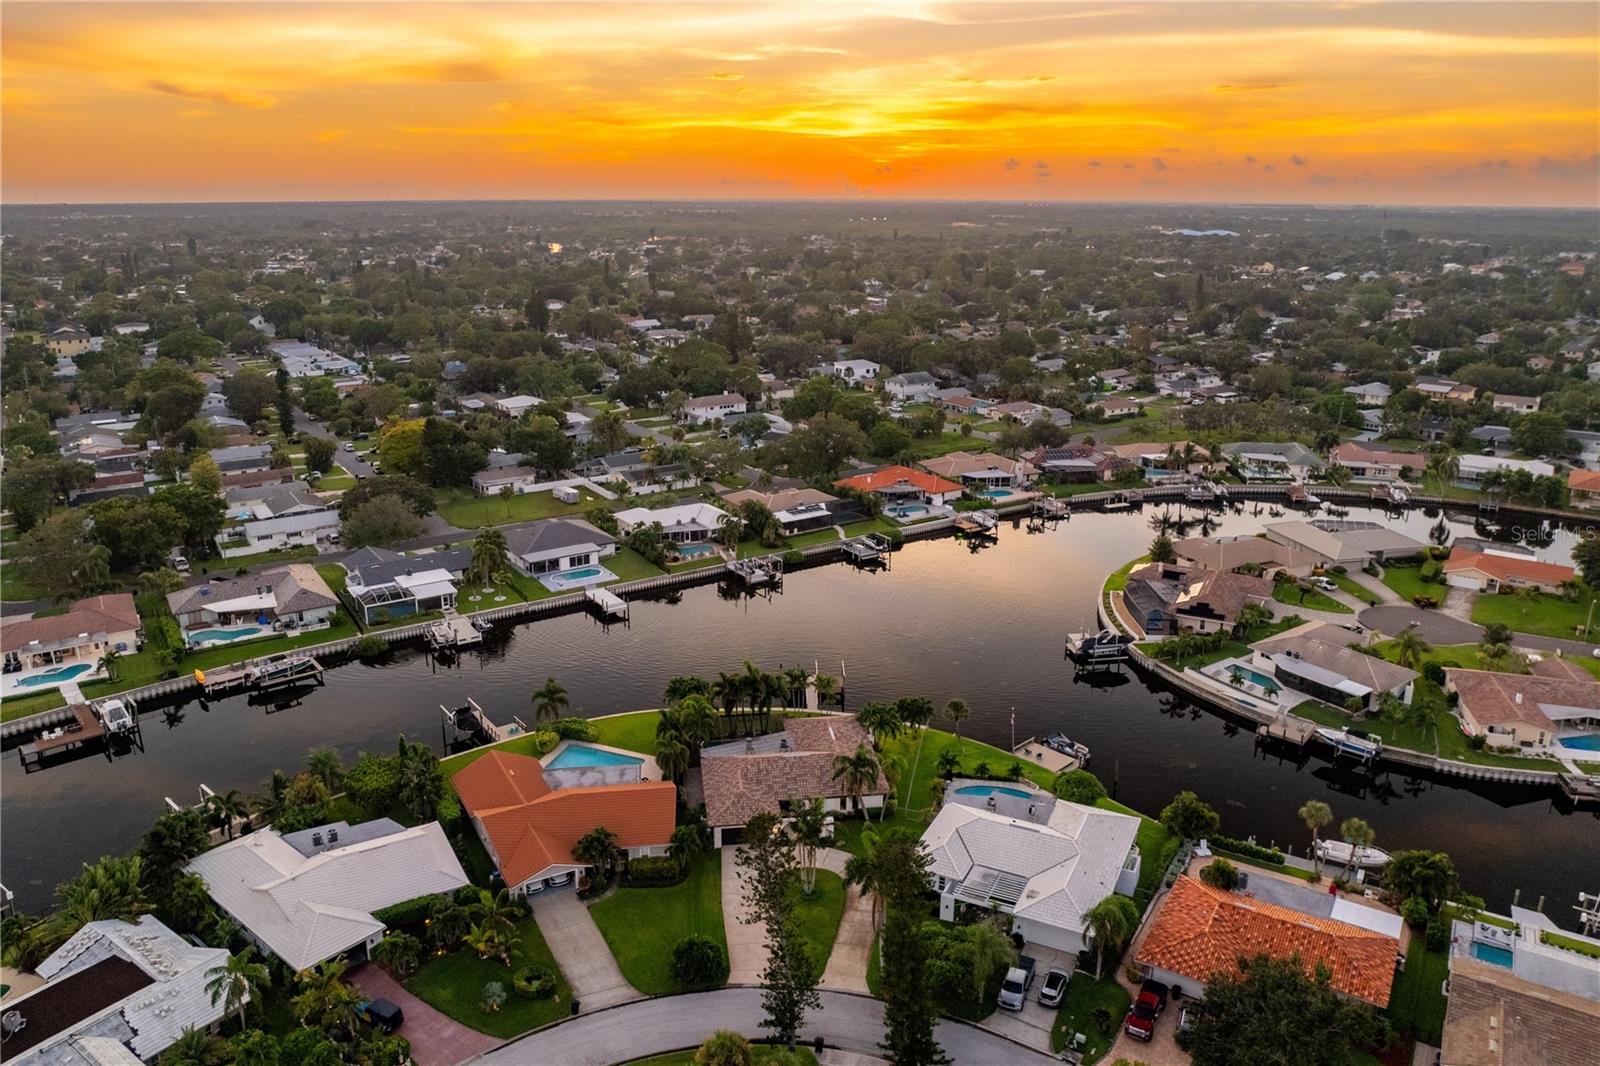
xmin=348 ymin=963 xmax=497 ymax=1066
xmin=722 ymin=846 xmax=769 ymax=984
xmin=530 ymin=890 xmax=640 ymax=1012
xmin=471 ymin=988 xmax=1061 ymax=1066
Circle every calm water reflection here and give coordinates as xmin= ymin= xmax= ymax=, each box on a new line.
xmin=3 ymin=504 xmax=1596 ymax=921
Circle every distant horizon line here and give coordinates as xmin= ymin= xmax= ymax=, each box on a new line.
xmin=4 ymin=195 xmax=1596 ymax=214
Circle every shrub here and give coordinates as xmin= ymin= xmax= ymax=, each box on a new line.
xmin=782 ymin=549 xmax=804 ymax=566
xmin=621 ymin=855 xmax=686 ymax=888
xmin=1199 ymin=858 xmax=1241 ymax=891
xmin=511 ymin=964 xmax=558 ymax=999
xmin=1400 ymin=897 xmax=1431 ymax=930
xmin=1466 ymin=734 xmax=1487 ymax=751
xmin=1422 ymin=662 xmax=1447 ymax=686
xmin=1419 ymin=559 xmax=1442 ymax=583
xmin=1425 ymin=913 xmax=1450 ymax=951
xmin=1412 ymin=594 xmax=1438 ymax=609
xmin=1051 ymin=769 xmax=1107 ymax=806
xmin=671 ymin=935 xmax=729 ymax=987
xmin=528 ymin=730 xmax=560 ymax=756
xmin=883 ymin=528 xmax=905 ymax=547
xmin=353 ymin=635 xmax=389 ymax=662
xmin=549 ymin=717 xmax=598 ymax=741
xmin=343 ymin=752 xmax=402 ymax=817
xmin=373 ymin=895 xmax=436 ymax=932
xmin=1212 ymin=836 xmax=1285 ymax=865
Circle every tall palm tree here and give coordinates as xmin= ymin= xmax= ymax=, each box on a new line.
xmin=1392 ymin=627 xmax=1431 ymax=670
xmin=656 ymin=732 xmax=691 ymax=783
xmin=1337 ymin=816 xmax=1375 ymax=882
xmin=1298 ymin=799 xmax=1332 ymax=875
xmin=832 ymin=744 xmax=882 ymax=819
xmin=782 ymin=667 xmax=810 ymax=708
xmin=856 ymin=702 xmax=903 ymax=748
xmin=304 ymin=746 xmax=344 ymax=791
xmin=675 ymin=694 xmax=719 ymax=752
xmin=942 ymin=698 xmax=971 ymax=742
xmin=159 ymin=1027 xmax=228 ymax=1066
xmin=371 ymin=931 xmax=422 ymax=978
xmin=290 ymin=959 xmax=350 ymax=1026
xmin=842 ymin=827 xmax=886 ymax=930
xmin=531 ymin=677 xmax=569 ymax=723
xmin=319 ymin=977 xmax=366 ymax=1038
xmin=205 ymin=790 xmax=249 ymax=840
xmin=206 ymin=947 xmax=271 ymax=1030
xmin=468 ymin=887 xmax=522 ymax=936
xmin=50 ymin=856 xmax=152 ymax=944
xmin=467 ymin=528 xmax=508 ymax=586
xmin=711 ymin=671 xmax=741 ymax=715
xmin=575 ymin=826 xmax=623 ymax=880
xmin=788 ymin=798 xmax=832 ymax=896
xmin=669 ymin=822 xmax=709 ymax=872
xmin=1082 ymin=894 xmax=1140 ymax=978
xmin=812 ymin=673 xmax=840 ymax=708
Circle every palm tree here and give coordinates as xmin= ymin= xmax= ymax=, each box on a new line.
xmin=1392 ymin=626 xmax=1431 ymax=670
xmin=656 ymin=732 xmax=691 ymax=783
xmin=468 ymin=887 xmax=522 ymax=936
xmin=464 ymin=921 xmax=513 ymax=965
xmin=711 ymin=671 xmax=741 ymax=715
xmin=1515 ymin=584 xmax=1540 ymax=615
xmin=1234 ymin=601 xmax=1272 ymax=637
xmin=669 ymin=822 xmax=709 ymax=873
xmin=935 ymin=746 xmax=961 ymax=779
xmin=206 ymin=947 xmax=271 ymax=1030
xmin=1298 ymin=799 xmax=1332 ymax=875
xmin=1082 ymin=894 xmax=1141 ymax=978
xmin=467 ymin=528 xmax=508 ymax=586
xmin=204 ymin=789 xmax=249 ymax=840
xmin=50 ymin=856 xmax=152 ymax=943
xmin=1337 ymin=816 xmax=1375 ymax=882
xmin=832 ymin=744 xmax=881 ymax=819
xmin=842 ymin=827 xmax=886 ymax=931
xmin=676 ymin=694 xmax=719 ymax=751
xmin=782 ymin=666 xmax=809 ymax=708
xmin=290 ymin=959 xmax=350 ymax=1026
xmin=428 ymin=895 xmax=471 ymax=949
xmin=252 ymin=769 xmax=291 ymax=823
xmin=371 ymin=931 xmax=422 ymax=978
xmin=159 ymin=1027 xmax=228 ymax=1066
xmin=942 ymin=698 xmax=971 ymax=742
xmin=99 ymin=647 xmax=122 ymax=682
xmin=856 ymin=702 xmax=903 ymax=748
xmin=788 ymin=798 xmax=832 ymax=895
xmin=319 ymin=976 xmax=366 ymax=1038
xmin=812 ymin=673 xmax=840 ymax=708
xmin=531 ymin=677 xmax=569 ymax=723
xmin=304 ymin=745 xmax=344 ymax=791
xmin=575 ymin=826 xmax=623 ymax=881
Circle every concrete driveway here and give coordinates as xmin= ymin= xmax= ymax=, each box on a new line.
xmin=820 ymin=880 xmax=875 ymax=994
xmin=722 ymin=846 xmax=769 ymax=984
xmin=348 ymin=963 xmax=497 ymax=1066
xmin=981 ymin=945 xmax=1075 ymax=1053
xmin=530 ymin=890 xmax=640 ymax=1012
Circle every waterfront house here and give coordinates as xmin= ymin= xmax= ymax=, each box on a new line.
xmin=1028 ymin=444 xmax=1128 ymax=483
xmin=919 ymin=451 xmax=1038 ymax=491
xmin=3 ymin=916 xmax=231 ymax=1065
xmin=1328 ymin=441 xmax=1425 ymax=483
xmin=503 ymin=518 xmax=617 ymax=576
xmin=1173 ymin=534 xmax=1317 ymax=578
xmin=342 ymin=546 xmax=472 ymax=623
xmin=1135 ymin=875 xmax=1399 ymax=1007
xmin=1122 ymin=562 xmax=1274 ymax=636
xmin=1445 ymin=667 xmax=1600 ymax=752
xmin=1456 ymin=454 xmax=1556 ymax=487
xmin=614 ymin=501 xmax=731 ymax=545
xmin=719 ymin=487 xmax=846 ymax=535
xmin=1 ymin=594 xmax=141 ymax=696
xmin=1569 ymin=468 xmax=1600 ymax=507
xmin=920 ymin=780 xmax=1140 ymax=955
xmin=834 ymin=465 xmax=965 ymax=507
xmin=1220 ymin=441 xmax=1320 ymax=482
xmin=453 ymin=749 xmax=675 ymax=896
xmin=215 ymin=484 xmax=341 ymax=557
xmin=1250 ymin=621 xmax=1417 ymax=711
xmin=166 ymin=565 xmax=338 ymax=645
xmin=680 ymin=392 xmax=747 ymax=425
xmin=701 ymin=716 xmax=888 ymax=847
xmin=883 ymin=370 xmax=938 ymax=402
xmin=1110 ymin=441 xmax=1214 ymax=474
xmin=1443 ymin=550 xmax=1575 ymax=594
xmin=186 ymin=819 xmax=467 ymax=971
xmin=1264 ymin=520 xmax=1425 ymax=567
xmin=1440 ymin=957 xmax=1600 ymax=1066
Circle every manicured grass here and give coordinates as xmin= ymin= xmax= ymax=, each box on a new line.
xmin=840 ymin=517 xmax=898 ymax=538
xmin=899 ymin=432 xmax=992 ymax=461
xmin=1386 ymin=937 xmax=1448 ymax=1046
xmin=589 ymin=853 xmax=726 ymax=995
xmin=592 ymin=709 xmax=664 ymax=756
xmin=1542 ymin=930 xmax=1600 ymax=958
xmin=1327 ymin=572 xmax=1381 ymax=606
xmin=1575 ymin=760 xmax=1600 ymax=774
xmin=1273 ymin=582 xmax=1352 ymax=614
xmin=456 ymin=573 xmax=528 ymax=610
xmin=405 ymin=916 xmax=572 ymax=1038
xmin=793 ymin=870 xmax=847 ymax=978
xmin=602 ymin=546 xmax=670 ymax=583
xmin=1213 ymin=847 xmax=1318 ymax=882
xmin=435 ymin=485 xmax=604 ymax=529
xmin=313 ymin=472 xmax=357 ymax=491
xmin=1104 ymin=555 xmax=1149 ymax=592
xmin=196 ymin=545 xmax=319 ymax=575
xmin=1380 ymin=562 xmax=1438 ymax=606
xmin=783 ymin=527 xmax=843 ymax=550
xmin=0 ymin=690 xmax=68 ymax=722
xmin=1472 ymin=587 xmax=1598 ymax=640
xmin=1050 ymin=972 xmax=1131 ymax=1060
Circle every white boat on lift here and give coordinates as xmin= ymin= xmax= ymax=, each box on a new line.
xmin=1315 ymin=839 xmax=1391 ymax=870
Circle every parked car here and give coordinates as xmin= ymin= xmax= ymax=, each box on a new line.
xmin=358 ymin=998 xmax=404 ymax=1033
xmin=996 ymin=955 xmax=1037 ymax=1011
xmin=1312 ymin=576 xmax=1339 ymax=592
xmin=1123 ymin=979 xmax=1169 ymax=1041
xmin=342 ymin=441 xmax=355 ymax=451
xmin=1038 ymin=967 xmax=1070 ymax=1008
xmin=1176 ymin=1003 xmax=1199 ymax=1049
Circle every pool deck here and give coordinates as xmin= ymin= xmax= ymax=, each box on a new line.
xmin=541 ymin=738 xmax=662 ymax=784
xmin=538 ymin=565 xmax=619 ymax=593
xmin=1 ymin=663 xmax=103 ymax=698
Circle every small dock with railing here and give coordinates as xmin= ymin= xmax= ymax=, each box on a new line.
xmin=1558 ymin=772 xmax=1600 ymax=805
xmin=841 ymin=532 xmax=894 ymax=565
xmin=442 ymin=696 xmax=527 ymax=747
xmin=952 ymin=509 xmax=999 ymax=538
xmin=585 ymin=586 xmax=630 ymax=621
xmin=18 ymin=703 xmax=107 ymax=771
xmin=428 ymin=612 xmax=484 ymax=652
xmin=727 ymin=556 xmax=784 ymax=586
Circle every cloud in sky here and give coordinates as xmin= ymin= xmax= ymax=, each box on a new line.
xmin=1086 ymin=159 xmax=1101 ymax=167
xmin=1290 ymin=153 xmax=1308 ymax=166
xmin=1003 ymin=157 xmax=1019 ymax=170
xmin=1151 ymin=157 xmax=1167 ymax=171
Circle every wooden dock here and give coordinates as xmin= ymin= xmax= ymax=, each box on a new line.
xmin=727 ymin=556 xmax=784 ymax=585
xmin=19 ymin=703 xmax=106 ymax=771
xmin=428 ymin=612 xmax=484 ymax=652
xmin=952 ymin=509 xmax=999 ymax=537
xmin=585 ymin=586 xmax=630 ymax=620
xmin=1558 ymin=772 xmax=1600 ymax=805
xmin=1257 ymin=716 xmax=1316 ymax=746
xmin=1012 ymin=736 xmax=1085 ymax=774
xmin=442 ymin=696 xmax=526 ymax=746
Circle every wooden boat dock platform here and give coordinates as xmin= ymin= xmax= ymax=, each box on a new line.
xmin=197 ymin=653 xmax=323 ymax=695
xmin=727 ymin=556 xmax=784 ymax=585
xmin=1256 ymin=716 xmax=1316 ymax=746
xmin=428 ymin=612 xmax=484 ymax=651
xmin=19 ymin=703 xmax=106 ymax=770
xmin=585 ymin=586 xmax=630 ymax=620
xmin=1012 ymin=736 xmax=1083 ymax=775
xmin=1558 ymin=772 xmax=1600 ymax=805
xmin=952 ymin=509 xmax=999 ymax=537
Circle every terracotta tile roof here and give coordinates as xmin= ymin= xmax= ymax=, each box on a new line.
xmin=1568 ymin=468 xmax=1600 ymax=494
xmin=1136 ymin=876 xmax=1399 ymax=1006
xmin=0 ymin=593 xmax=140 ymax=652
xmin=701 ymin=717 xmax=886 ymax=828
xmin=1530 ymin=657 xmax=1594 ymax=683
xmin=1329 ymin=441 xmax=1425 ymax=470
xmin=1444 ymin=667 xmax=1599 ymax=733
xmin=454 ymin=750 xmax=675 ymax=888
xmin=1441 ymin=957 xmax=1600 ymax=1066
xmin=1443 ymin=550 xmax=1575 ymax=587
xmin=834 ymin=465 xmax=963 ymax=496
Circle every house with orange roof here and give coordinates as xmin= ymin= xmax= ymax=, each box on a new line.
xmin=1135 ymin=875 xmax=1400 ymax=1006
xmin=452 ymin=749 xmax=676 ymax=896
xmin=1569 ymin=468 xmax=1600 ymax=508
xmin=1442 ymin=549 xmax=1575 ymax=595
xmin=834 ymin=465 xmax=965 ymax=507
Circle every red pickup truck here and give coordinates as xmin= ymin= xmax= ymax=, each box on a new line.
xmin=1123 ymin=979 xmax=1170 ymax=1041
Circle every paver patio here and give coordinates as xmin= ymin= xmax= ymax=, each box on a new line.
xmin=348 ymin=963 xmax=497 ymax=1066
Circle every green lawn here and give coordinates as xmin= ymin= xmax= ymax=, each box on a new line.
xmin=1380 ymin=562 xmax=1438 ymax=605
xmin=0 ymin=690 xmax=68 ymax=722
xmin=1386 ymin=938 xmax=1448 ymax=1046
xmin=589 ymin=853 xmax=726 ymax=995
xmin=793 ymin=870 xmax=847 ymax=978
xmin=455 ymin=573 xmax=528 ymax=610
xmin=1104 ymin=555 xmax=1150 ymax=592
xmin=1273 ymin=582 xmax=1352 ymax=614
xmin=839 ymin=517 xmax=898 ymax=538
xmin=1575 ymin=760 xmax=1600 ymax=774
xmin=405 ymin=916 xmax=572 ymax=1038
xmin=602 ymin=546 xmax=670 ymax=583
xmin=1472 ymin=588 xmax=1598 ymax=641
xmin=592 ymin=709 xmax=664 ymax=756
xmin=782 ymin=528 xmax=842 ymax=550
xmin=899 ymin=432 xmax=993 ymax=461
xmin=1327 ymin=572 xmax=1381 ymax=606
xmin=1542 ymin=930 xmax=1600 ymax=958
xmin=196 ymin=545 xmax=319 ymax=575
xmin=1051 ymin=972 xmax=1131 ymax=1060
xmin=435 ymin=486 xmax=604 ymax=529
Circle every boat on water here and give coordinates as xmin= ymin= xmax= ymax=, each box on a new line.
xmin=1314 ymin=726 xmax=1383 ymax=760
xmin=1315 ymin=839 xmax=1391 ymax=869
xmin=1065 ymin=629 xmax=1134 ymax=663
xmin=1044 ymin=732 xmax=1091 ymax=764
xmin=92 ymin=697 xmax=137 ymax=734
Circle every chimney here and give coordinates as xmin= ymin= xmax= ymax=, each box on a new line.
xmin=1514 ymin=692 xmax=1523 ymax=705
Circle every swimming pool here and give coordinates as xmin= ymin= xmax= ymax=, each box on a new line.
xmin=676 ymin=544 xmax=718 ymax=558
xmin=954 ymin=784 xmax=1032 ymax=799
xmin=13 ymin=663 xmax=94 ymax=688
xmin=539 ymin=565 xmax=618 ymax=592
xmin=887 ymin=504 xmax=929 ymax=518
xmin=1468 ymin=941 xmax=1514 ymax=968
xmin=546 ymin=744 xmax=645 ymax=769
xmin=1226 ymin=665 xmax=1282 ymax=694
xmin=1558 ymin=733 xmax=1600 ymax=752
xmin=187 ymin=625 xmax=268 ymax=647
xmin=979 ymin=489 xmax=1014 ymax=499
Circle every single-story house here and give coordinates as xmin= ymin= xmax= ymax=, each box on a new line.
xmin=1445 ymin=667 xmax=1600 ymax=751
xmin=503 ymin=518 xmax=617 ymax=575
xmin=1264 ymin=520 xmax=1426 ymax=566
xmin=207 ymin=444 xmax=275 ymax=475
xmin=216 ymin=498 xmax=341 ymax=558
xmin=614 ymin=501 xmax=731 ymax=545
xmin=342 ymin=546 xmax=473 ymax=623
xmin=67 ymin=470 xmax=151 ymax=506
xmin=1439 ymin=957 xmax=1600 ymax=1066
xmin=919 ymin=451 xmax=1038 ymax=490
xmin=1569 ymin=468 xmax=1600 ymax=507
xmin=1173 ymin=534 xmax=1318 ymax=577
xmin=1110 ymin=441 xmax=1214 ymax=473
xmin=273 ymin=340 xmax=361 ymax=378
xmin=1029 ymin=444 xmax=1128 ymax=483
xmin=453 ymin=750 xmax=675 ymax=896
xmin=186 ymin=819 xmax=468 ymax=971
xmin=1413 ymin=378 xmax=1478 ymax=404
xmin=166 ymin=565 xmax=339 ymax=644
xmin=4 ymin=917 xmax=232 ymax=1064
xmin=1 ymin=594 xmax=142 ymax=696
xmin=720 ymin=487 xmax=846 ymax=535
xmin=940 ymin=394 xmax=993 ymax=417
xmin=681 ymin=393 xmax=747 ymax=425
xmin=701 ymin=716 xmax=888 ymax=847
xmin=921 ymin=780 xmax=1140 ymax=955
xmin=1095 ymin=396 xmax=1140 ymax=419
xmin=221 ymin=467 xmax=296 ymax=491
xmin=883 ymin=371 xmax=938 ymax=402
xmin=1443 ymin=550 xmax=1575 ymax=594
xmin=1328 ymin=442 xmax=1425 ymax=483
xmin=1342 ymin=382 xmax=1393 ymax=407
xmin=494 ymin=395 xmax=543 ymax=419
xmin=1490 ymin=394 xmax=1541 ymax=414
xmin=834 ymin=465 xmax=965 ymax=507
xmin=1456 ymin=454 xmax=1556 ymax=487
xmin=1221 ymin=442 xmax=1320 ymax=482
xmin=1250 ymin=621 xmax=1417 ymax=711
xmin=1122 ymin=563 xmax=1274 ymax=636
xmin=471 ymin=465 xmax=562 ymax=496
xmin=1136 ymin=875 xmax=1399 ymax=1006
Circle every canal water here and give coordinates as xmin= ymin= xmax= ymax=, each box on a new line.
xmin=3 ymin=504 xmax=1596 ymax=922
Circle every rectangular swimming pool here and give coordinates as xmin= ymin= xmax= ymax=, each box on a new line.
xmin=546 ymin=744 xmax=645 ymax=769
xmin=1468 ymin=941 xmax=1514 ymax=968
xmin=1558 ymin=733 xmax=1600 ymax=752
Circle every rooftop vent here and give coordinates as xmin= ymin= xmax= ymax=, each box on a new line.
xmin=311 ymin=832 xmax=324 ymax=848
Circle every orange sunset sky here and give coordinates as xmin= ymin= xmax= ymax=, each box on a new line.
xmin=3 ymin=1 xmax=1598 ymax=206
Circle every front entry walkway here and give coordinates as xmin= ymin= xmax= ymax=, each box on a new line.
xmin=347 ymin=963 xmax=497 ymax=1066
xmin=722 ymin=846 xmax=769 ymax=984
xmin=530 ymin=890 xmax=640 ymax=1012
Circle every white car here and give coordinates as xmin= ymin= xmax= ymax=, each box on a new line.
xmin=1312 ymin=577 xmax=1339 ymax=593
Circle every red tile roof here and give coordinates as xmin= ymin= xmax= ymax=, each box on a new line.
xmin=834 ymin=465 xmax=963 ymax=496
xmin=453 ymin=750 xmax=676 ymax=888
xmin=1568 ymin=468 xmax=1600 ymax=494
xmin=0 ymin=594 xmax=140 ymax=653
xmin=1442 ymin=550 xmax=1574 ymax=587
xmin=1137 ymin=876 xmax=1399 ymax=1006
